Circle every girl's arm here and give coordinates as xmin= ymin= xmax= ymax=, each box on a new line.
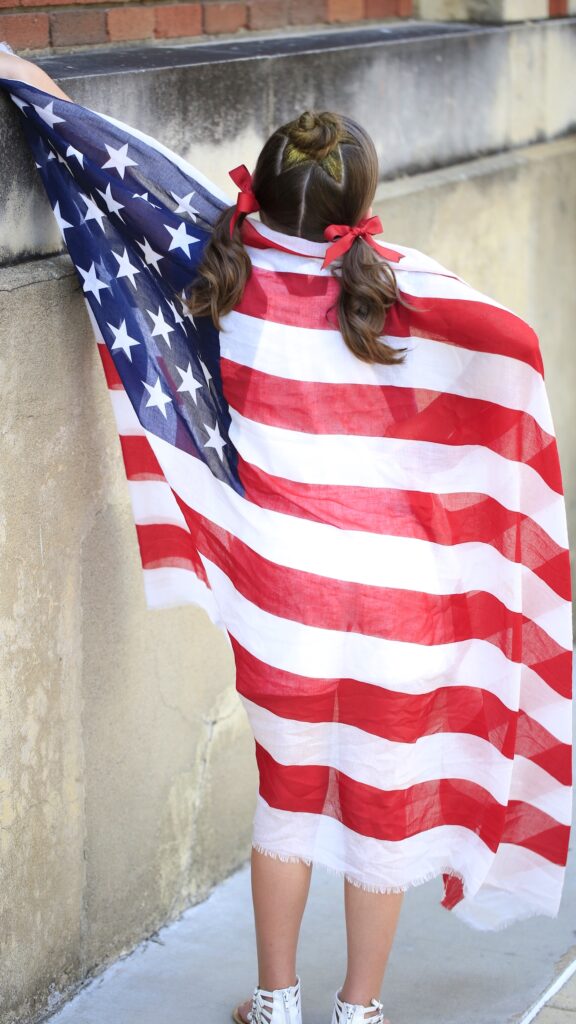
xmin=0 ymin=49 xmax=71 ymax=101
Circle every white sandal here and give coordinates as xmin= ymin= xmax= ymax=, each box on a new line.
xmin=232 ymin=974 xmax=302 ymax=1024
xmin=330 ymin=989 xmax=390 ymax=1024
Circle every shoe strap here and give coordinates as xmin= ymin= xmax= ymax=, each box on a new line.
xmin=335 ymin=991 xmax=385 ymax=1023
xmin=250 ymin=975 xmax=301 ymax=1023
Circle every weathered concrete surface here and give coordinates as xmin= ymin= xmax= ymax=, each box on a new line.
xmin=0 ymin=258 xmax=256 ymax=1024
xmin=417 ymin=0 xmax=549 ymax=20
xmin=1 ymin=18 xmax=576 ymax=265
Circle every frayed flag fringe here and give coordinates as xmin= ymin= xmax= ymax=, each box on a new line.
xmin=251 ymin=841 xmax=467 ymax=897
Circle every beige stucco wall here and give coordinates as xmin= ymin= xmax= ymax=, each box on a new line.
xmin=0 ymin=258 xmax=257 ymax=1023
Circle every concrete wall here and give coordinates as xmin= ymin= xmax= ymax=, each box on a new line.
xmin=1 ymin=17 xmax=575 ymax=1024
xmin=0 ymin=256 xmax=257 ymax=1024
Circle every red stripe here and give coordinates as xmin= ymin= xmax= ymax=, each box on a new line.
xmin=116 ymin=431 xmax=571 ymax=604
xmin=114 ymin=433 xmax=209 ymax=584
xmin=237 ymin=265 xmax=340 ymax=330
xmin=221 ymin=359 xmax=561 ymax=493
xmin=235 ymin=267 xmax=543 ymax=372
xmin=97 ymin=341 xmax=123 ymax=389
xmin=231 ymin=637 xmax=571 ymax=784
xmin=120 ymin=434 xmax=165 ymax=480
xmin=388 ymin=295 xmax=543 ymax=373
xmin=170 ymin=492 xmax=571 ymax=696
xmin=136 ymin=522 xmax=209 ymax=583
xmin=255 ymin=744 xmax=570 ymax=864
xmin=237 ymin=457 xmax=571 ymax=601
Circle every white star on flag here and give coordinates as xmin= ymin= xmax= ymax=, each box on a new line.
xmin=77 ymin=262 xmax=109 ymax=304
xmin=96 ymin=183 xmax=124 ymax=219
xmin=180 ymin=288 xmax=196 ymax=327
xmin=56 ymin=151 xmax=73 ymax=173
xmin=112 ymin=247 xmax=140 ymax=287
xmin=199 ymin=357 xmax=212 ymax=385
xmin=33 ymin=100 xmax=65 ymax=128
xmin=167 ymin=298 xmax=184 ymax=325
xmin=170 ymin=191 xmax=199 ymax=221
xmin=164 ymin=221 xmax=199 ymax=258
xmin=52 ymin=202 xmax=73 ymax=237
xmin=143 ymin=376 xmax=172 ymax=418
xmin=101 ymin=142 xmax=138 ymax=179
xmin=176 ymin=363 xmax=203 ymax=405
xmin=136 ymin=237 xmax=163 ymax=272
xmin=202 ymin=421 xmax=227 ymax=460
xmin=66 ymin=145 xmax=84 ymax=166
xmin=107 ymin=319 xmax=140 ymax=361
xmin=79 ymin=192 xmax=106 ymax=230
xmin=133 ymin=192 xmax=161 ymax=209
xmin=146 ymin=306 xmax=174 ymax=347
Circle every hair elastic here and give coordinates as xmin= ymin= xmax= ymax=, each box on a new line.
xmin=228 ymin=165 xmax=260 ymax=238
xmin=322 ymin=215 xmax=403 ymax=269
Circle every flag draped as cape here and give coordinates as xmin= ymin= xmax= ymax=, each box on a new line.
xmin=2 ymin=77 xmax=572 ymax=931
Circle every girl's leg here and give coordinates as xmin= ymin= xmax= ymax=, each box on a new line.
xmin=338 ymin=882 xmax=404 ymax=1019
xmin=235 ymin=847 xmax=312 ymax=1022
xmin=252 ymin=847 xmax=313 ymax=987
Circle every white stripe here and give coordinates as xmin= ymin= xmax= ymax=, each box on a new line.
xmin=251 ymin=798 xmax=564 ymax=920
xmin=244 ymin=238 xmax=514 ymax=317
xmin=244 ymin=216 xmax=457 ymax=278
xmin=219 ymin=311 xmax=553 ymax=434
xmin=252 ymin=795 xmax=494 ymax=894
xmin=128 ymin=478 xmax=188 ymax=528
xmin=198 ymin=554 xmax=563 ymax=722
xmin=113 ymin=409 xmax=570 ymax=649
xmin=228 ymin=408 xmax=568 ymax=548
xmin=127 ymin=473 xmax=569 ymax=648
xmin=134 ymin=516 xmax=569 ymax=741
xmin=240 ymin=695 xmax=572 ymax=824
xmin=520 ymin=671 xmax=572 ymax=745
xmin=508 ymin=755 xmax=572 ymax=826
xmin=142 ymin=565 xmax=214 ymax=616
xmin=450 ymin=842 xmax=565 ymax=929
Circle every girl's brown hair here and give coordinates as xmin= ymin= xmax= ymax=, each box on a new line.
xmin=187 ymin=110 xmax=415 ymax=365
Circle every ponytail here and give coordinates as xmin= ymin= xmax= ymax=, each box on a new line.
xmin=334 ymin=238 xmax=414 ymax=366
xmin=186 ymin=205 xmax=251 ymax=329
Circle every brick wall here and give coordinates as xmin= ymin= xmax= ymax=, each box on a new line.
xmin=0 ymin=0 xmax=569 ymax=56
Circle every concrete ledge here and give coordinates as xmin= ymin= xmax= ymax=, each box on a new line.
xmin=418 ymin=0 xmax=549 ymax=20
xmin=1 ymin=17 xmax=576 ymax=265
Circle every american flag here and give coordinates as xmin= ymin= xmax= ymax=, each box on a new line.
xmin=3 ymin=77 xmax=573 ymax=931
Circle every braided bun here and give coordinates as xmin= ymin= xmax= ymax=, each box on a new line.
xmin=283 ymin=110 xmax=347 ymax=182
xmin=287 ymin=110 xmax=344 ymax=160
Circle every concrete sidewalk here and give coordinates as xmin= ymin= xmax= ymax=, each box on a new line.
xmin=530 ymin=970 xmax=576 ymax=1024
xmin=43 ymin=831 xmax=576 ymax=1024
xmin=43 ymin=661 xmax=576 ymax=1024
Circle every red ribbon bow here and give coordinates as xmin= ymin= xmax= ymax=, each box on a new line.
xmin=229 ymin=164 xmax=260 ymax=238
xmin=322 ymin=215 xmax=403 ymax=268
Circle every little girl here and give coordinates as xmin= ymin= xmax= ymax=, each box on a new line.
xmin=1 ymin=43 xmax=572 ymax=1024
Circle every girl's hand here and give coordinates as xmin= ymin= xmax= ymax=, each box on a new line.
xmin=0 ymin=45 xmax=71 ymax=101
